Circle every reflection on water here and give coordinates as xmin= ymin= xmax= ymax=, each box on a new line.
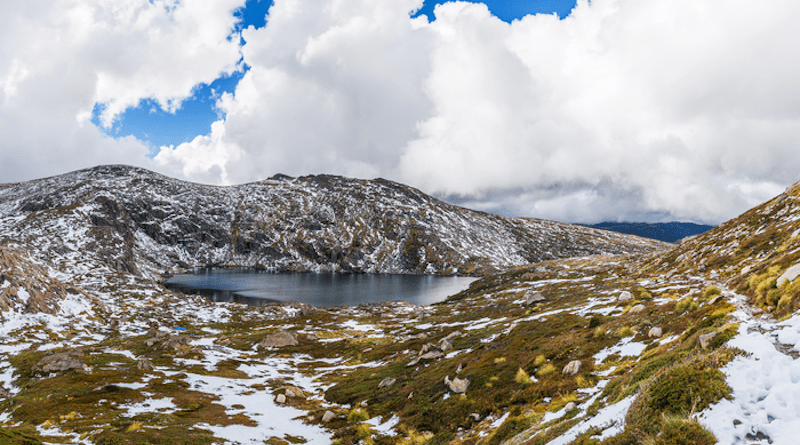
xmin=163 ymin=269 xmax=477 ymax=307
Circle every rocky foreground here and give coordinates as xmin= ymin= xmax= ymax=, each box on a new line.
xmin=0 ymin=171 xmax=799 ymax=444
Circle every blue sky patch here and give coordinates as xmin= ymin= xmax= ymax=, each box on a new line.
xmin=413 ymin=0 xmax=577 ymax=22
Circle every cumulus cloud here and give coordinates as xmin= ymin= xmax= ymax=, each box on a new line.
xmin=154 ymin=0 xmax=800 ymax=223
xmin=0 ymin=0 xmax=245 ymax=181
xmin=3 ymin=0 xmax=800 ymax=224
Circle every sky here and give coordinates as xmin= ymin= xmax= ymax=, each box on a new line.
xmin=2 ymin=0 xmax=800 ymax=225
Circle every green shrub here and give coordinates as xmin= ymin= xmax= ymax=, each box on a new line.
xmin=675 ymin=297 xmax=698 ymax=313
xmin=648 ymin=364 xmax=730 ymax=415
xmin=702 ymin=286 xmax=721 ymax=300
xmin=655 ymin=417 xmax=716 ymax=445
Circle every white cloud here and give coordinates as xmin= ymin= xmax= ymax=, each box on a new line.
xmin=0 ymin=0 xmax=245 ymax=182
xmin=153 ymin=0 xmax=800 ymax=223
xmin=3 ymin=0 xmax=800 ymax=224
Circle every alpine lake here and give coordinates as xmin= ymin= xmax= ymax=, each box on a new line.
xmin=163 ymin=268 xmax=478 ymax=307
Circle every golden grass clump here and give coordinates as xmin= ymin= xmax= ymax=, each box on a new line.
xmin=533 ymin=355 xmax=547 ymax=367
xmin=536 ymin=363 xmax=556 ymax=377
xmin=515 ymin=367 xmax=533 ymax=385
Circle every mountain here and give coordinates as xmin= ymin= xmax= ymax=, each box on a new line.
xmin=0 ymin=165 xmax=666 ymax=279
xmin=1 ymin=167 xmax=799 ymax=445
xmin=588 ymin=221 xmax=715 ymax=243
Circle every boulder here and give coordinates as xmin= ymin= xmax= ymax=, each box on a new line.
xmin=276 ymin=394 xmax=286 ymax=404
xmin=34 ymin=352 xmax=92 ymax=374
xmin=137 ymin=358 xmax=154 ymax=371
xmin=444 ymin=375 xmax=470 ymax=394
xmin=378 ymin=377 xmax=396 ymax=389
xmin=648 ymin=327 xmax=663 ymax=338
xmin=283 ymin=386 xmax=305 ymax=398
xmin=322 ymin=411 xmax=336 ymax=423
xmin=628 ymin=304 xmax=646 ymax=314
xmin=524 ymin=291 xmax=546 ymax=305
xmin=443 ymin=331 xmax=463 ymax=341
xmin=562 ymin=360 xmax=581 ymax=375
xmin=407 ymin=350 xmax=444 ymax=367
xmin=699 ymin=332 xmax=718 ymax=349
xmin=162 ymin=335 xmax=190 ymax=350
xmin=778 ymin=264 xmax=800 ymax=287
xmin=564 ymin=402 xmax=577 ymax=411
xmin=438 ymin=338 xmax=453 ymax=352
xmin=258 ymin=331 xmax=299 ymax=348
xmin=618 ymin=291 xmax=633 ymax=302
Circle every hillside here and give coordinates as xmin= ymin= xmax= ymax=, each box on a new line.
xmin=0 ymin=170 xmax=798 ymax=444
xmin=0 ymin=165 xmax=665 ymax=280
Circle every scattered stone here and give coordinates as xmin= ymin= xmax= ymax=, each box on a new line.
xmin=618 ymin=291 xmax=633 ymax=302
xmin=137 ymin=358 xmax=154 ymax=371
xmin=564 ymin=402 xmax=577 ymax=411
xmin=33 ymin=352 xmax=92 ymax=374
xmin=215 ymin=336 xmax=231 ymax=346
xmin=524 ymin=291 xmax=546 ymax=305
xmin=444 ymin=331 xmax=463 ymax=341
xmin=469 ymin=413 xmax=482 ymax=422
xmin=408 ymin=392 xmax=413 ymax=399
xmin=699 ymin=332 xmax=718 ymax=349
xmin=444 ymin=375 xmax=470 ymax=393
xmin=378 ymin=377 xmax=396 ymax=389
xmin=438 ymin=338 xmax=453 ymax=352
xmin=240 ymin=316 xmax=251 ymax=322
xmin=258 ymin=331 xmax=299 ymax=348
xmin=161 ymin=335 xmax=190 ymax=350
xmin=407 ymin=350 xmax=444 ymax=367
xmin=628 ymin=304 xmax=646 ymax=314
xmin=648 ymin=327 xmax=663 ymax=338
xmin=456 ymin=363 xmax=463 ymax=374
xmin=778 ymin=264 xmax=800 ymax=287
xmin=741 ymin=265 xmax=752 ymax=275
xmin=322 ymin=411 xmax=336 ymax=423
xmin=360 ymin=400 xmax=368 ymax=408
xmin=283 ymin=386 xmax=305 ymax=398
xmin=562 ymin=360 xmax=581 ymax=375
xmin=276 ymin=394 xmax=286 ymax=404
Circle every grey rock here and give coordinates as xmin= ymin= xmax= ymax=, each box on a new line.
xmin=407 ymin=350 xmax=444 ymax=367
xmin=378 ymin=377 xmax=397 ymax=389
xmin=322 ymin=410 xmax=336 ymax=423
xmin=564 ymin=402 xmax=577 ymax=411
xmin=524 ymin=291 xmax=546 ymax=305
xmin=444 ymin=375 xmax=470 ymax=393
xmin=618 ymin=291 xmax=634 ymax=302
xmin=699 ymin=332 xmax=718 ymax=349
xmin=34 ymin=352 xmax=91 ymax=374
xmin=444 ymin=331 xmax=463 ymax=341
xmin=258 ymin=331 xmax=299 ymax=348
xmin=629 ymin=304 xmax=646 ymax=314
xmin=438 ymin=338 xmax=453 ymax=352
xmin=778 ymin=264 xmax=800 ymax=287
xmin=360 ymin=400 xmax=368 ymax=408
xmin=284 ymin=386 xmax=304 ymax=398
xmin=469 ymin=413 xmax=482 ymax=422
xmin=648 ymin=327 xmax=663 ymax=338
xmin=276 ymin=394 xmax=286 ymax=404
xmin=562 ymin=360 xmax=581 ymax=375
xmin=137 ymin=358 xmax=154 ymax=371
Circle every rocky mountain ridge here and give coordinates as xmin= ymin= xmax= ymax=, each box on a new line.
xmin=0 ymin=165 xmax=666 ymax=280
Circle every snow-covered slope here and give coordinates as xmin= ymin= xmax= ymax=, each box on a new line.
xmin=0 ymin=165 xmax=666 ymax=279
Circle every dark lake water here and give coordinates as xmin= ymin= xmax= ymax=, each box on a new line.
xmin=163 ymin=269 xmax=478 ymax=307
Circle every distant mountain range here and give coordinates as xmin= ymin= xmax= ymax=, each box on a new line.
xmin=587 ymin=221 xmax=715 ymax=243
